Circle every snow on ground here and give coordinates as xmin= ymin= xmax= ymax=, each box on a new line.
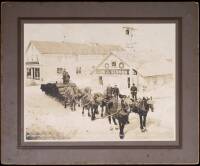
xmin=24 ymin=85 xmax=175 ymax=141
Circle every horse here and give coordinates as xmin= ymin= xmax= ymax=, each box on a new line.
xmin=93 ymin=93 xmax=108 ymax=117
xmin=129 ymin=97 xmax=154 ymax=132
xmin=63 ymin=86 xmax=78 ymax=111
xmin=81 ymin=93 xmax=92 ymax=117
xmin=106 ymin=95 xmax=132 ymax=139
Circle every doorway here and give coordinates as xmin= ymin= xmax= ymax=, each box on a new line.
xmin=128 ymin=77 xmax=130 ymax=88
xmin=99 ymin=76 xmax=103 ymax=86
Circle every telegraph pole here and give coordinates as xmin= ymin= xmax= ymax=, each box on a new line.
xmin=123 ymin=26 xmax=137 ymax=55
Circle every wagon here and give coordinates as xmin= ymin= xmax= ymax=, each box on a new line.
xmin=40 ymin=82 xmax=78 ymax=105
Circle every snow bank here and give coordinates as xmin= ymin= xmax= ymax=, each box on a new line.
xmin=24 ymin=85 xmax=175 ymax=141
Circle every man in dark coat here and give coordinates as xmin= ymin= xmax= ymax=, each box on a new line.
xmin=106 ymin=84 xmax=113 ymax=98
xmin=130 ymin=83 xmax=137 ymax=101
xmin=113 ymin=85 xmax=119 ymax=100
xmin=62 ymin=69 xmax=70 ymax=84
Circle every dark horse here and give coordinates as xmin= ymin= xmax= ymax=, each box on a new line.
xmin=130 ymin=97 xmax=154 ymax=132
xmin=106 ymin=96 xmax=131 ymax=139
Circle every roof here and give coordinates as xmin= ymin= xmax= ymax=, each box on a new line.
xmin=90 ymin=51 xmax=174 ymax=77
xmin=138 ymin=60 xmax=174 ymax=77
xmin=27 ymin=41 xmax=124 ymax=55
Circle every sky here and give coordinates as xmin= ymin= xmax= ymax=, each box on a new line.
xmin=24 ymin=23 xmax=176 ymax=59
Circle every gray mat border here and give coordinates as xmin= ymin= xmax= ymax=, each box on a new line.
xmin=1 ymin=2 xmax=199 ymax=164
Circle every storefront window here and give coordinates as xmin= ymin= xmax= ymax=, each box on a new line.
xmin=27 ymin=68 xmax=31 ymax=79
xmin=35 ymin=68 xmax=40 ymax=80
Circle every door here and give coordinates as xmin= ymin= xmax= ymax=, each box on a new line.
xmin=99 ymin=76 xmax=103 ymax=86
xmin=128 ymin=77 xmax=130 ymax=88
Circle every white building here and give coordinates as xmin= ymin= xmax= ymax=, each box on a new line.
xmin=90 ymin=51 xmax=174 ymax=94
xmin=90 ymin=52 xmax=139 ymax=94
xmin=138 ymin=60 xmax=174 ymax=91
xmin=25 ymin=40 xmax=174 ymax=95
xmin=25 ymin=41 xmax=124 ymax=86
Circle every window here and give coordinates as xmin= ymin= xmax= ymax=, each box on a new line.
xmin=99 ymin=76 xmax=103 ymax=85
xmin=126 ymin=29 xmax=130 ymax=35
xmin=27 ymin=68 xmax=31 ymax=79
xmin=119 ymin=62 xmax=124 ymax=69
xmin=105 ymin=63 xmax=109 ymax=69
xmin=112 ymin=61 xmax=116 ymax=67
xmin=127 ymin=77 xmax=130 ymax=88
xmin=35 ymin=68 xmax=40 ymax=80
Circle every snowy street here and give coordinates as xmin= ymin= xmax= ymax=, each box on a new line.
xmin=24 ymin=85 xmax=175 ymax=141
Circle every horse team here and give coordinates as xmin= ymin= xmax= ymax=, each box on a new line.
xmin=63 ymin=85 xmax=154 ymax=139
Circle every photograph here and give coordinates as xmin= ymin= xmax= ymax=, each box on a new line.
xmin=24 ymin=23 xmax=176 ymax=141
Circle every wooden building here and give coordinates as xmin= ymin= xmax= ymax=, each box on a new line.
xmin=25 ymin=41 xmax=124 ymax=86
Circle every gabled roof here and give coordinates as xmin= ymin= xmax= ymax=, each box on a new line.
xmin=90 ymin=51 xmax=174 ymax=77
xmin=26 ymin=40 xmax=124 ymax=55
xmin=90 ymin=51 xmax=134 ymax=74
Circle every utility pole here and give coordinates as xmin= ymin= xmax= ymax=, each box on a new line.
xmin=123 ymin=26 xmax=137 ymax=55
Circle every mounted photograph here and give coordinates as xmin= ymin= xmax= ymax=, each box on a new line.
xmin=24 ymin=23 xmax=176 ymax=141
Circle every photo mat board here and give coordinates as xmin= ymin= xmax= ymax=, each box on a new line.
xmin=1 ymin=2 xmax=198 ymax=165
xmin=19 ymin=19 xmax=181 ymax=147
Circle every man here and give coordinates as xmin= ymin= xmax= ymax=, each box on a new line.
xmin=106 ymin=84 xmax=113 ymax=98
xmin=130 ymin=83 xmax=137 ymax=101
xmin=113 ymin=85 xmax=119 ymax=100
xmin=62 ymin=69 xmax=70 ymax=84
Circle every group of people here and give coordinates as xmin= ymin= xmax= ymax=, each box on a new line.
xmin=105 ymin=83 xmax=138 ymax=101
xmin=62 ymin=69 xmax=138 ymax=101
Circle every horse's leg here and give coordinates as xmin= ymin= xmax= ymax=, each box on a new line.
xmin=108 ymin=115 xmax=111 ymax=124
xmin=119 ymin=119 xmax=124 ymax=139
xmin=88 ymin=107 xmax=91 ymax=117
xmin=74 ymin=98 xmax=77 ymax=111
xmin=121 ymin=123 xmax=125 ymax=139
xmin=82 ymin=106 xmax=84 ymax=115
xmin=94 ymin=106 xmax=98 ymax=119
xmin=64 ymin=100 xmax=67 ymax=108
xmin=91 ymin=107 xmax=93 ymax=120
xmin=112 ymin=117 xmax=118 ymax=125
xmin=91 ymin=107 xmax=95 ymax=121
xmin=126 ymin=114 xmax=130 ymax=124
xmin=64 ymin=97 xmax=67 ymax=108
xmin=101 ymin=105 xmax=104 ymax=117
xmin=78 ymin=99 xmax=80 ymax=107
xmin=95 ymin=105 xmax=99 ymax=114
xmin=139 ymin=114 xmax=144 ymax=130
xmin=143 ymin=113 xmax=147 ymax=131
xmin=73 ymin=100 xmax=76 ymax=111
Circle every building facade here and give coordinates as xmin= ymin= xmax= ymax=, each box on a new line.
xmin=25 ymin=40 xmax=174 ymax=96
xmin=25 ymin=41 xmax=124 ymax=86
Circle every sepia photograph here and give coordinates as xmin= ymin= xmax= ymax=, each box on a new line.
xmin=24 ymin=23 xmax=176 ymax=141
